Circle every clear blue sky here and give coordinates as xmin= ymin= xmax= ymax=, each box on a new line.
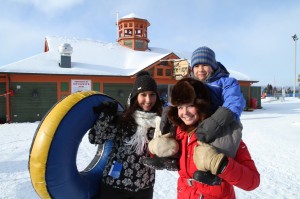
xmin=1 ymin=0 xmax=300 ymax=87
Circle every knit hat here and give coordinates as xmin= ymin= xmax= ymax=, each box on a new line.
xmin=191 ymin=46 xmax=217 ymax=70
xmin=170 ymin=78 xmax=210 ymax=106
xmin=128 ymin=71 xmax=158 ymax=106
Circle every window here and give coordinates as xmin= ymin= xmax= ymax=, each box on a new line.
xmin=124 ymin=40 xmax=132 ymax=48
xmin=157 ymin=68 xmax=163 ymax=76
xmin=124 ymin=29 xmax=133 ymax=36
xmin=93 ymin=83 xmax=100 ymax=91
xmin=61 ymin=82 xmax=69 ymax=92
xmin=166 ymin=69 xmax=172 ymax=76
xmin=135 ymin=29 xmax=142 ymax=37
xmin=135 ymin=40 xmax=144 ymax=49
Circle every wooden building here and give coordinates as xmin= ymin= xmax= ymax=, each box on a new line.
xmin=0 ymin=13 xmax=259 ymax=123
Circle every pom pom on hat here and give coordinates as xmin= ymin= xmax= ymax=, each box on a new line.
xmin=128 ymin=71 xmax=158 ymax=106
xmin=191 ymin=46 xmax=217 ymax=70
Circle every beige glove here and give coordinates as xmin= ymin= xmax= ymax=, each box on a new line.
xmin=148 ymin=133 xmax=179 ymax=157
xmin=193 ymin=141 xmax=225 ymax=175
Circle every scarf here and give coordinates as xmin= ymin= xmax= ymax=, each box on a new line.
xmin=125 ymin=110 xmax=161 ymax=155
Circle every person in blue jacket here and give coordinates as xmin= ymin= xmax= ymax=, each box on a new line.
xmin=191 ymin=46 xmax=245 ymax=145
xmin=191 ymin=46 xmax=245 ymax=121
xmin=143 ymin=46 xmax=245 ymax=186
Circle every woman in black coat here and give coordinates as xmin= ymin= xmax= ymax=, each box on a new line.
xmin=89 ymin=71 xmax=162 ymax=199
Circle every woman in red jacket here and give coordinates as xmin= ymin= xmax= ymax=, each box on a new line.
xmin=167 ymin=78 xmax=260 ymax=199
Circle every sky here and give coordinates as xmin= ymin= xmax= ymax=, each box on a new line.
xmin=1 ymin=0 xmax=300 ymax=87
xmin=0 ymin=97 xmax=300 ymax=198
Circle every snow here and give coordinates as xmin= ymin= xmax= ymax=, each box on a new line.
xmin=0 ymin=36 xmax=172 ymax=76
xmin=1 ymin=97 xmax=300 ymax=198
xmin=0 ymin=36 xmax=254 ymax=82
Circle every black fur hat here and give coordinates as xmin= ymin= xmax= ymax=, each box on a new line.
xmin=171 ymin=78 xmax=210 ymax=106
xmin=168 ymin=78 xmax=212 ymax=130
xmin=128 ymin=71 xmax=158 ymax=106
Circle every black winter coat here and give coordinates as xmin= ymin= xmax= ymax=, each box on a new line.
xmin=91 ymin=111 xmax=156 ymax=192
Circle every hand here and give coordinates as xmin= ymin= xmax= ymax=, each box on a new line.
xmin=196 ymin=106 xmax=234 ymax=142
xmin=88 ymin=128 xmax=96 ymax=144
xmin=148 ymin=133 xmax=179 ymax=157
xmin=160 ymin=107 xmax=176 ymax=135
xmin=93 ymin=100 xmax=119 ymax=116
xmin=193 ymin=141 xmax=227 ymax=175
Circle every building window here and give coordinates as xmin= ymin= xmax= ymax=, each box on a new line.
xmin=135 ymin=29 xmax=142 ymax=37
xmin=135 ymin=40 xmax=144 ymax=49
xmin=93 ymin=83 xmax=100 ymax=91
xmin=124 ymin=40 xmax=133 ymax=48
xmin=124 ymin=29 xmax=133 ymax=36
xmin=166 ymin=69 xmax=172 ymax=76
xmin=157 ymin=68 xmax=163 ymax=76
xmin=61 ymin=82 xmax=69 ymax=92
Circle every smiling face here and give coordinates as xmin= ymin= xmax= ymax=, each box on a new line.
xmin=193 ymin=64 xmax=214 ymax=81
xmin=137 ymin=91 xmax=157 ymax=111
xmin=177 ymin=103 xmax=200 ymax=126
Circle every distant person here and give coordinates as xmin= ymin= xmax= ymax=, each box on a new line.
xmin=168 ymin=78 xmax=260 ymax=198
xmin=89 ymin=71 xmax=162 ymax=199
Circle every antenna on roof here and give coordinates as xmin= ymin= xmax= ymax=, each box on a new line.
xmin=116 ymin=11 xmax=119 ymax=41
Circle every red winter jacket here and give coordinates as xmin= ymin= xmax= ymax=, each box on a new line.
xmin=176 ymin=128 xmax=260 ymax=199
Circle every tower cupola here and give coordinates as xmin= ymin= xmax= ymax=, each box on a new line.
xmin=117 ymin=13 xmax=150 ymax=51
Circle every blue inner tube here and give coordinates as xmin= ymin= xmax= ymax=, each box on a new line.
xmin=29 ymin=91 xmax=123 ymax=198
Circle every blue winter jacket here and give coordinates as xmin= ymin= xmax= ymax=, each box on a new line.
xmin=205 ymin=62 xmax=246 ymax=120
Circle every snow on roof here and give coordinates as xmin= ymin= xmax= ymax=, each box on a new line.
xmin=0 ymin=36 xmax=172 ymax=76
xmin=229 ymin=70 xmax=255 ymax=82
xmin=121 ymin=13 xmax=144 ymax=20
xmin=0 ymin=36 xmax=256 ymax=82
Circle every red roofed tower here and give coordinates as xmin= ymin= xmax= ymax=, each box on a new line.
xmin=117 ymin=13 xmax=150 ymax=51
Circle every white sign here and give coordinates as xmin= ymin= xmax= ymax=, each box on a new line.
xmin=71 ymin=80 xmax=92 ymax=93
xmin=173 ymin=60 xmax=190 ymax=80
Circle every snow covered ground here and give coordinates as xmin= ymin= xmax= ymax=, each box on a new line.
xmin=0 ymin=97 xmax=300 ymax=199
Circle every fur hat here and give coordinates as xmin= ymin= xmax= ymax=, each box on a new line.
xmin=171 ymin=78 xmax=210 ymax=106
xmin=168 ymin=78 xmax=212 ymax=131
xmin=191 ymin=46 xmax=217 ymax=70
xmin=128 ymin=71 xmax=158 ymax=106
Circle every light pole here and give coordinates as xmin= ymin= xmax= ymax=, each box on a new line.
xmin=292 ymin=34 xmax=298 ymax=97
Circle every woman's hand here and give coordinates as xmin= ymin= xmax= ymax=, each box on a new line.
xmin=193 ymin=141 xmax=227 ymax=175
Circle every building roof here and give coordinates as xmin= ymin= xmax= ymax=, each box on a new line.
xmin=0 ymin=36 xmax=176 ymax=76
xmin=0 ymin=35 xmax=256 ymax=82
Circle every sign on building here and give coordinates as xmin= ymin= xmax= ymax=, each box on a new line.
xmin=71 ymin=80 xmax=92 ymax=93
xmin=173 ymin=60 xmax=190 ymax=80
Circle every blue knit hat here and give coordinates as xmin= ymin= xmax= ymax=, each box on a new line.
xmin=191 ymin=46 xmax=217 ymax=70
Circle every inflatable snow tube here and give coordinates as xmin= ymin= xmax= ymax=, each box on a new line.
xmin=28 ymin=91 xmax=123 ymax=199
